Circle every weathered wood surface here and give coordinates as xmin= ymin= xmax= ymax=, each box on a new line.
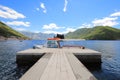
xmin=66 ymin=53 xmax=97 ymax=80
xmin=17 ymin=48 xmax=101 ymax=65
xmin=39 ymin=51 xmax=76 ymax=80
xmin=19 ymin=49 xmax=97 ymax=80
xmin=17 ymin=48 xmax=101 ymax=55
xmin=20 ymin=53 xmax=52 ymax=80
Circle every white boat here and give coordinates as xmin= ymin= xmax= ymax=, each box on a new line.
xmin=33 ymin=38 xmax=61 ymax=49
xmin=33 ymin=45 xmax=44 ymax=49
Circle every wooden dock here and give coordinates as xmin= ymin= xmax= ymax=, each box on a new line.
xmin=16 ymin=48 xmax=101 ymax=80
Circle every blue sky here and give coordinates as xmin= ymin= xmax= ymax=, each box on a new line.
xmin=0 ymin=0 xmax=120 ymax=34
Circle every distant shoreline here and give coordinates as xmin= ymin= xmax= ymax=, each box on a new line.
xmin=62 ymin=39 xmax=86 ymax=41
xmin=0 ymin=36 xmax=29 ymax=41
xmin=0 ymin=38 xmax=119 ymax=41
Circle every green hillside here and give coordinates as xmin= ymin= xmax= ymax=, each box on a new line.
xmin=65 ymin=26 xmax=120 ymax=40
xmin=0 ymin=21 xmax=28 ymax=39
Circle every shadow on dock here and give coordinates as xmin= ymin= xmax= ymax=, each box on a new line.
xmin=17 ymin=53 xmax=102 ymax=71
xmin=75 ymin=56 xmax=102 ymax=71
xmin=16 ymin=53 xmax=45 ymax=66
xmin=83 ymin=63 xmax=101 ymax=71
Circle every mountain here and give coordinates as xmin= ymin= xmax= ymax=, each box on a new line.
xmin=0 ymin=21 xmax=28 ymax=40
xmin=65 ymin=26 xmax=120 ymax=40
xmin=20 ymin=31 xmax=55 ymax=40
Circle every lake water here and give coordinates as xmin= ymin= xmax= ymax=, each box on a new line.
xmin=0 ymin=40 xmax=120 ymax=80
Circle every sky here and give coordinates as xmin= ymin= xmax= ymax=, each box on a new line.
xmin=0 ymin=0 xmax=120 ymax=34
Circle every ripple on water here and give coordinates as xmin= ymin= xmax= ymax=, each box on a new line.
xmin=0 ymin=40 xmax=120 ymax=80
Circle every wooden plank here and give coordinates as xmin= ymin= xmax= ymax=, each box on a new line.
xmin=20 ymin=53 xmax=52 ymax=80
xmin=18 ymin=48 xmax=101 ymax=80
xmin=40 ymin=51 xmax=76 ymax=80
xmin=39 ymin=52 xmax=57 ymax=80
xmin=66 ymin=53 xmax=97 ymax=80
xmin=60 ymin=51 xmax=76 ymax=80
xmin=17 ymin=48 xmax=101 ymax=55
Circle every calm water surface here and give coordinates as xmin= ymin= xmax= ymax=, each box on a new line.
xmin=0 ymin=40 xmax=120 ymax=80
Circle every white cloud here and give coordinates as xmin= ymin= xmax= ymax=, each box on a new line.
xmin=92 ymin=17 xmax=118 ymax=26
xmin=43 ymin=27 xmax=76 ymax=34
xmin=34 ymin=31 xmax=40 ymax=33
xmin=6 ymin=21 xmax=30 ymax=27
xmin=77 ymin=11 xmax=120 ymax=28
xmin=43 ymin=30 xmax=61 ymax=34
xmin=63 ymin=0 xmax=68 ymax=12
xmin=65 ymin=28 xmax=76 ymax=33
xmin=79 ymin=23 xmax=92 ymax=28
xmin=15 ymin=28 xmax=26 ymax=31
xmin=110 ymin=11 xmax=120 ymax=17
xmin=36 ymin=8 xmax=40 ymax=11
xmin=40 ymin=3 xmax=47 ymax=13
xmin=43 ymin=11 xmax=120 ymax=34
xmin=42 ymin=23 xmax=77 ymax=34
xmin=0 ymin=5 xmax=26 ymax=19
xmin=42 ymin=23 xmax=65 ymax=30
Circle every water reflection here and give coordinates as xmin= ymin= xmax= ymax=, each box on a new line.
xmin=0 ymin=40 xmax=46 ymax=80
xmin=62 ymin=40 xmax=120 ymax=80
xmin=0 ymin=40 xmax=120 ymax=80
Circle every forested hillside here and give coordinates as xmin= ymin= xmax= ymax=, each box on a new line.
xmin=66 ymin=26 xmax=120 ymax=40
xmin=0 ymin=21 xmax=28 ymax=40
